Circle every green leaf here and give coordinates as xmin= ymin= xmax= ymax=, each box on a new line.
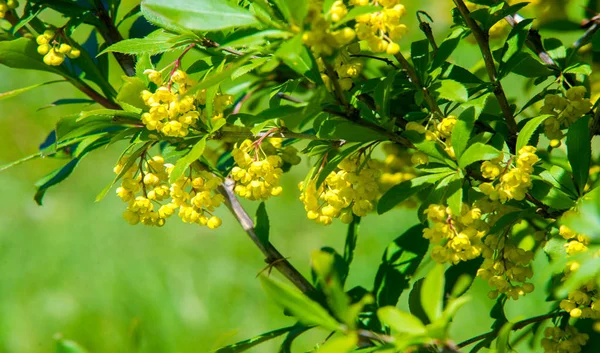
xmin=117 ymin=76 xmax=148 ymax=112
xmin=214 ymin=326 xmax=294 ymax=353
xmin=315 ymin=334 xmax=358 ymax=353
xmin=141 ymin=0 xmax=259 ymax=32
xmin=343 ymin=216 xmax=360 ymax=281
xmin=566 ymin=116 xmax=591 ymax=195
xmin=378 ymin=172 xmax=454 ymax=214
xmin=34 ymin=158 xmax=82 ymax=205
xmin=458 ymin=143 xmax=502 ymax=168
xmin=374 ymin=71 xmax=396 ymax=120
xmin=273 ymin=0 xmax=308 ymax=26
xmin=169 ymin=137 xmax=207 ymax=183
xmin=373 ymin=224 xmax=429 ymax=307
xmin=312 ymin=250 xmax=351 ymax=326
xmin=0 ymin=80 xmax=64 ymax=100
xmin=78 ymin=109 xmax=140 ymax=122
xmin=516 ymin=115 xmax=552 ymax=152
xmin=99 ymin=30 xmax=182 ymax=56
xmin=232 ymin=57 xmax=271 ymax=80
xmin=561 ymin=187 xmax=600 ymax=241
xmin=316 ymin=118 xmax=387 ymax=142
xmin=55 ymin=338 xmax=89 ymax=353
xmin=431 ymin=28 xmax=468 ymax=70
xmin=421 ymin=264 xmax=444 ymax=322
xmin=529 ymin=180 xmax=576 ymax=210
xmin=404 ymin=131 xmax=456 ymax=167
xmin=451 ymin=106 xmax=476 ymax=160
xmin=432 ymin=79 xmax=468 ymax=103
xmin=259 ymin=275 xmax=341 ymax=331
xmin=377 ymin=306 xmax=426 ymax=335
xmin=254 ymin=202 xmax=269 ymax=246
xmin=411 ymin=39 xmax=430 ymax=81
xmin=275 ymin=35 xmax=321 ymax=83
xmin=444 ymin=259 xmax=483 ymax=301
xmin=446 ymin=177 xmax=463 ymax=216
xmin=501 ymin=19 xmax=532 ymax=64
xmin=564 ymin=63 xmax=592 ymax=76
xmin=495 ymin=322 xmax=514 ymax=353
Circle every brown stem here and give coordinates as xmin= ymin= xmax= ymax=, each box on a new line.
xmin=218 ymin=179 xmax=316 ymax=294
xmin=394 ymin=51 xmax=442 ymax=117
xmin=93 ymin=0 xmax=136 ymax=76
xmin=457 ymin=311 xmax=565 ymax=348
xmin=453 ymin=0 xmax=518 ymax=152
xmin=66 ymin=76 xmax=121 ymax=109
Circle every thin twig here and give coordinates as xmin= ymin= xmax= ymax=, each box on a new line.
xmin=457 ymin=311 xmax=564 ymax=348
xmin=454 ymin=0 xmax=518 ymax=152
xmin=218 ymin=179 xmax=316 ymax=294
xmin=93 ymin=0 xmax=136 ymax=76
xmin=394 ymin=51 xmax=442 ymax=116
xmin=349 ymin=54 xmax=398 ymax=69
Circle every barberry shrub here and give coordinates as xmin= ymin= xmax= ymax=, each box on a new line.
xmin=2 ymin=0 xmax=600 ymax=352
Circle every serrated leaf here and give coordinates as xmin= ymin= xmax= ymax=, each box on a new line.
xmin=34 ymin=158 xmax=82 ymax=205
xmin=566 ymin=116 xmax=591 ymax=195
xmin=377 ymin=306 xmax=426 ymax=335
xmin=458 ymin=143 xmax=502 ymax=168
xmin=378 ymin=172 xmax=454 ymax=214
xmin=452 ymin=106 xmax=476 ymax=160
xmin=214 ymin=326 xmax=294 ymax=353
xmin=260 ymin=275 xmax=341 ymax=331
xmin=78 ymin=109 xmax=140 ymax=122
xmin=141 ymin=0 xmax=259 ymax=32
xmin=117 ymin=76 xmax=148 ymax=112
xmin=99 ymin=30 xmax=181 ymax=56
xmin=432 ymin=80 xmax=468 ymax=103
xmin=421 ymin=264 xmax=444 ymax=322
xmin=516 ymin=115 xmax=552 ymax=151
xmin=169 ymin=137 xmax=207 ymax=183
xmin=275 ymin=34 xmax=320 ymax=83
xmin=431 ymin=28 xmax=468 ymax=70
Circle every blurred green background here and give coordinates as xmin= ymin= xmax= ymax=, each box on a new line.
xmin=0 ymin=1 xmax=594 ymax=352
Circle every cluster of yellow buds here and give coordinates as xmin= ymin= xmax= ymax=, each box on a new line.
xmin=542 ymin=326 xmax=589 ymax=353
xmin=478 ymin=236 xmax=535 ymax=300
xmin=0 ymin=0 xmax=18 ymax=19
xmin=196 ymin=89 xmax=234 ymax=122
xmin=542 ymin=86 xmax=592 ymax=146
xmin=424 ymin=203 xmax=487 ymax=264
xmin=114 ymin=154 xmax=224 ymax=229
xmin=230 ymin=139 xmax=284 ymax=201
xmin=299 ymin=156 xmax=380 ymax=225
xmin=302 ymin=1 xmax=356 ymax=56
xmin=557 ymin=223 xmax=599 ymax=320
xmin=169 ymin=168 xmax=225 ymax=229
xmin=140 ymin=69 xmax=233 ymax=137
xmin=406 ymin=117 xmax=457 ymax=159
xmin=479 ymin=146 xmax=539 ymax=203
xmin=35 ymin=29 xmax=80 ymax=66
xmin=378 ymin=143 xmax=418 ymax=190
xmin=353 ymin=0 xmax=407 ymax=55
xmin=317 ymin=55 xmax=364 ymax=92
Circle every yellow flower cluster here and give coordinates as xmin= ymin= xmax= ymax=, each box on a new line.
xmin=318 ymin=55 xmax=364 ymax=92
xmin=542 ymin=326 xmax=589 ymax=353
xmin=299 ymin=157 xmax=380 ymax=225
xmin=231 ymin=139 xmax=284 ymax=201
xmin=406 ymin=117 xmax=457 ymax=159
xmin=261 ymin=138 xmax=302 ymax=166
xmin=140 ymin=69 xmax=233 ymax=137
xmin=479 ymin=146 xmax=539 ymax=203
xmin=302 ymin=1 xmax=356 ymax=56
xmin=557 ymin=224 xmax=599 ymax=321
xmin=0 ymin=0 xmax=18 ymax=19
xmin=424 ymin=204 xmax=487 ymax=264
xmin=478 ymin=235 xmax=535 ymax=300
xmin=354 ymin=0 xmax=407 ymax=55
xmin=35 ymin=29 xmax=80 ymax=66
xmin=115 ymin=154 xmax=224 ymax=229
xmin=378 ymin=143 xmax=417 ymax=189
xmin=542 ymin=87 xmax=592 ymax=147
